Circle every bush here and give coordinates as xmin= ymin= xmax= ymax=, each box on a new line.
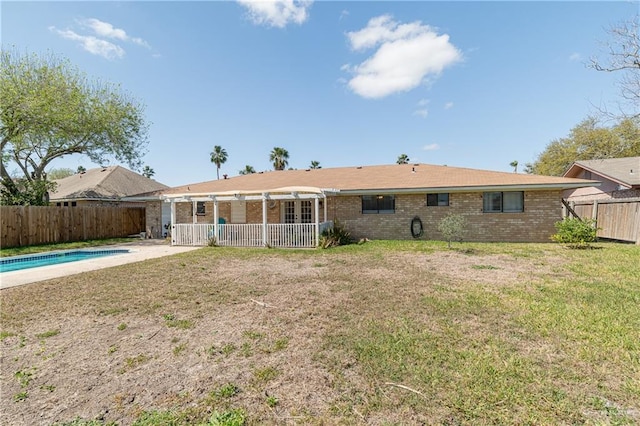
xmin=437 ymin=214 xmax=467 ymax=248
xmin=552 ymin=218 xmax=598 ymax=248
xmin=319 ymin=221 xmax=351 ymax=248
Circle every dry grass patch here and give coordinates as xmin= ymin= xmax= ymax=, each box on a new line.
xmin=1 ymin=241 xmax=638 ymax=425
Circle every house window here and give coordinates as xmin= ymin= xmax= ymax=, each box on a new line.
xmin=231 ymin=200 xmax=247 ymax=223
xmin=56 ymin=202 xmax=61 ymax=207
xmin=196 ymin=201 xmax=206 ymax=216
xmin=427 ymin=193 xmax=449 ymax=206
xmin=63 ymin=202 xmax=69 ymax=207
xmin=71 ymin=201 xmax=77 ymax=207
xmin=483 ymin=191 xmax=524 ymax=213
xmin=362 ymin=195 xmax=395 ymax=214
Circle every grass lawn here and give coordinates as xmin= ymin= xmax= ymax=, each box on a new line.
xmin=1 ymin=241 xmax=639 ymax=425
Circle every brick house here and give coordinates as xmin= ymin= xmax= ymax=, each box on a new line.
xmin=132 ymin=163 xmax=597 ymax=246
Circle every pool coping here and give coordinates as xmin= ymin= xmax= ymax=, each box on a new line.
xmin=0 ymin=241 xmax=201 ymax=289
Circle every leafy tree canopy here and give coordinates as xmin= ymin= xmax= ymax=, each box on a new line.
xmin=239 ymin=165 xmax=255 ymax=175
xmin=1 ymin=49 xmax=149 ymax=205
xmin=47 ymin=168 xmax=74 ymax=180
xmin=527 ymin=117 xmax=640 ymax=176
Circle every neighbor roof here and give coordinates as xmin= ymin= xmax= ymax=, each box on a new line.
xmin=50 ymin=166 xmax=169 ymax=201
xmin=563 ymin=157 xmax=640 ymax=188
xmin=134 ymin=163 xmax=597 ymax=199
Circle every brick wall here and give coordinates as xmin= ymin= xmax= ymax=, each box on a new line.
xmin=150 ymin=190 xmax=561 ymax=243
xmin=328 ymin=191 xmax=563 ymax=243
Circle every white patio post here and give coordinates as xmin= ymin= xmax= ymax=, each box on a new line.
xmin=323 ymin=194 xmax=328 ymax=222
xmin=262 ymin=193 xmax=268 ymax=247
xmin=192 ymin=200 xmax=197 ymax=246
xmin=314 ymin=196 xmax=320 ymax=246
xmin=170 ymin=200 xmax=176 ymax=246
xmin=213 ymin=197 xmax=219 ymax=240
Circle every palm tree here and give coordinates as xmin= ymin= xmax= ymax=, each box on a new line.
xmin=397 ymin=154 xmax=410 ymax=164
xmin=142 ymin=165 xmax=155 ymax=178
xmin=270 ymin=147 xmax=289 ymax=170
xmin=210 ymin=145 xmax=228 ymax=180
xmin=510 ymin=160 xmax=518 ymax=173
xmin=239 ymin=165 xmax=256 ymax=175
xmin=309 ymin=160 xmax=321 ymax=169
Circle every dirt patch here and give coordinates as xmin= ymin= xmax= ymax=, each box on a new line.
xmin=1 ymin=245 xmax=633 ymax=425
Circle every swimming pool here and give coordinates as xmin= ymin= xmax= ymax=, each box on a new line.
xmin=0 ymin=249 xmax=130 ymax=273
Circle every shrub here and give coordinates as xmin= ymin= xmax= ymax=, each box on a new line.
xmin=552 ymin=218 xmax=598 ymax=248
xmin=437 ymin=214 xmax=467 ymax=248
xmin=319 ymin=221 xmax=352 ymax=248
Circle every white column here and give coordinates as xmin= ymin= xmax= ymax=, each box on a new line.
xmin=170 ymin=200 xmax=176 ymax=246
xmin=314 ymin=197 xmax=320 ymax=246
xmin=262 ymin=194 xmax=268 ymax=247
xmin=192 ymin=201 xmax=197 ymax=224
xmin=323 ymin=195 xmax=328 ymax=222
xmin=213 ymin=197 xmax=219 ymax=240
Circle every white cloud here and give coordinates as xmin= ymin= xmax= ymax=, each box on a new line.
xmin=50 ymin=27 xmax=125 ymax=60
xmin=340 ymin=10 xmax=349 ymax=20
xmin=81 ymin=18 xmax=151 ymax=48
xmin=343 ymin=15 xmax=462 ymax=99
xmin=569 ymin=52 xmax=581 ymax=61
xmin=413 ymin=98 xmax=429 ymax=117
xmin=50 ymin=18 xmax=152 ymax=60
xmin=444 ymin=101 xmax=454 ymax=109
xmin=423 ymin=143 xmax=440 ymax=151
xmin=237 ymin=0 xmax=313 ymax=28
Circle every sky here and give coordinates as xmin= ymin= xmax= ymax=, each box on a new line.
xmin=2 ymin=1 xmax=637 ymax=187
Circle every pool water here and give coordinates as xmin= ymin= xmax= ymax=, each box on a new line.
xmin=0 ymin=249 xmax=130 ymax=273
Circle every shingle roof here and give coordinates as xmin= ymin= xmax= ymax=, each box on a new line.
xmin=564 ymin=157 xmax=640 ymax=187
xmin=50 ymin=166 xmax=169 ymax=200
xmin=136 ymin=163 xmax=596 ymax=198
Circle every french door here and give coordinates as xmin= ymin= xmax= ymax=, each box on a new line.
xmin=283 ymin=200 xmax=313 ymax=224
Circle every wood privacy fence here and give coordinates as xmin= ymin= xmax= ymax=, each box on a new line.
xmin=569 ymin=198 xmax=640 ymax=244
xmin=1 ymin=206 xmax=145 ymax=248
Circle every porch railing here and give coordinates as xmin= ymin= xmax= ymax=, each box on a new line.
xmin=173 ymin=221 xmax=334 ymax=248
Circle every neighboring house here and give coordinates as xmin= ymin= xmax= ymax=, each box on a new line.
xmin=562 ymin=157 xmax=640 ymax=244
xmin=132 ymin=163 xmax=596 ymax=246
xmin=50 ymin=166 xmax=169 ymax=207
xmin=563 ymin=156 xmax=640 ymax=202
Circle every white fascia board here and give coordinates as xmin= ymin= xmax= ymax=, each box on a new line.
xmin=337 ymin=182 xmax=601 ymax=195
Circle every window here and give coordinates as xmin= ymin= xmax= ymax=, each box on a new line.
xmin=71 ymin=201 xmax=77 ymax=207
xmin=362 ymin=195 xmax=395 ymax=214
xmin=196 ymin=201 xmax=206 ymax=216
xmin=483 ymin=191 xmax=524 ymax=213
xmin=427 ymin=193 xmax=449 ymax=206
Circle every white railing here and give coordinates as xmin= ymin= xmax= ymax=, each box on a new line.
xmin=172 ymin=221 xmax=334 ymax=248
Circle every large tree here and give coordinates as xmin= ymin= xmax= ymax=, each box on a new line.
xmin=309 ymin=160 xmax=321 ymax=169
xmin=527 ymin=117 xmax=640 ymax=176
xmin=270 ymin=147 xmax=289 ymax=170
xmin=0 ymin=50 xmax=149 ymax=205
xmin=210 ymin=145 xmax=228 ymax=180
xmin=589 ymin=15 xmax=639 ymax=119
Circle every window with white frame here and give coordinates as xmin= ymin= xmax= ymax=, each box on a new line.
xmin=483 ymin=191 xmax=524 ymax=213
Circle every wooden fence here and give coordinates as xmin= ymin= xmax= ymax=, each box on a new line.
xmin=1 ymin=206 xmax=145 ymax=248
xmin=568 ymin=198 xmax=640 ymax=244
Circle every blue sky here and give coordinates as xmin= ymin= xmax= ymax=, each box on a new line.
xmin=2 ymin=1 xmax=637 ymax=186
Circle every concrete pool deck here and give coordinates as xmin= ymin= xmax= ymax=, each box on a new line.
xmin=0 ymin=240 xmax=201 ymax=290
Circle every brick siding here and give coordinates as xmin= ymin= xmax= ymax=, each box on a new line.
xmin=151 ymin=190 xmax=562 ymax=243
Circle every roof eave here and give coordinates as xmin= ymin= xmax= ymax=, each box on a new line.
xmin=338 ymin=182 xmax=601 ymax=195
